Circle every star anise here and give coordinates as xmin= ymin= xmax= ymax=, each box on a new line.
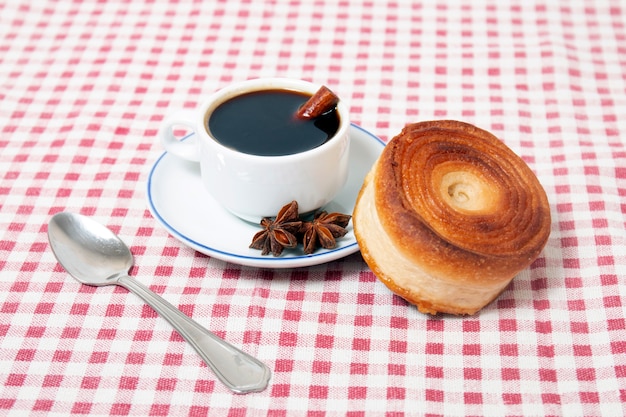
xmin=249 ymin=201 xmax=303 ymax=256
xmin=300 ymin=211 xmax=352 ymax=254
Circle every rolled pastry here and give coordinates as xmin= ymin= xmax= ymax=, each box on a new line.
xmin=353 ymin=120 xmax=551 ymax=315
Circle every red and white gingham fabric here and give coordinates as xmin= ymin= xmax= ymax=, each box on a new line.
xmin=1 ymin=1 xmax=625 ymax=416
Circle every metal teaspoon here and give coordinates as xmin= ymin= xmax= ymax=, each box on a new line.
xmin=47 ymin=212 xmax=271 ymax=394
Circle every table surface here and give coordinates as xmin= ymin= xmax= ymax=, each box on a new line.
xmin=1 ymin=1 xmax=625 ymax=416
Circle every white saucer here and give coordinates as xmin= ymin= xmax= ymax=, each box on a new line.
xmin=146 ymin=124 xmax=385 ymax=268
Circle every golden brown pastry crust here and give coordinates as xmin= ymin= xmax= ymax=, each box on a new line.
xmin=353 ymin=120 xmax=551 ymax=315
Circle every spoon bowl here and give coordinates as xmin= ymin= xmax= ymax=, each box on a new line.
xmin=48 ymin=212 xmax=133 ymax=286
xmin=47 ymin=212 xmax=270 ymax=394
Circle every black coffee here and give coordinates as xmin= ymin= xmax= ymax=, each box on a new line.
xmin=207 ymin=89 xmax=340 ymax=156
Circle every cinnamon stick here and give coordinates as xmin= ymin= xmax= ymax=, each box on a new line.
xmin=295 ymin=85 xmax=339 ymax=119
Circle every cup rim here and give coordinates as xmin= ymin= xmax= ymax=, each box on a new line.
xmin=197 ymin=77 xmax=350 ymax=162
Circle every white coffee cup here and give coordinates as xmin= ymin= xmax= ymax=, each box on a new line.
xmin=159 ymin=78 xmax=350 ymax=222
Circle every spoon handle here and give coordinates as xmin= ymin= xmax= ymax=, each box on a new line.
xmin=117 ymin=275 xmax=271 ymax=394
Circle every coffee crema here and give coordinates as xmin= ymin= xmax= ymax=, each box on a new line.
xmin=207 ymin=89 xmax=340 ymax=156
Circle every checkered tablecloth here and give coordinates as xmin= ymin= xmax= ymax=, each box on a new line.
xmin=1 ymin=0 xmax=625 ymax=415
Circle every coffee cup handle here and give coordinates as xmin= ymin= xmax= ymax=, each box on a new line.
xmin=159 ymin=111 xmax=200 ymax=162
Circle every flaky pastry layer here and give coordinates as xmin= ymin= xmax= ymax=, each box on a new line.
xmin=353 ymin=120 xmax=551 ymax=315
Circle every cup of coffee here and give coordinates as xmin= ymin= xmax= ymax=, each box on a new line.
xmin=159 ymin=78 xmax=350 ymax=222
